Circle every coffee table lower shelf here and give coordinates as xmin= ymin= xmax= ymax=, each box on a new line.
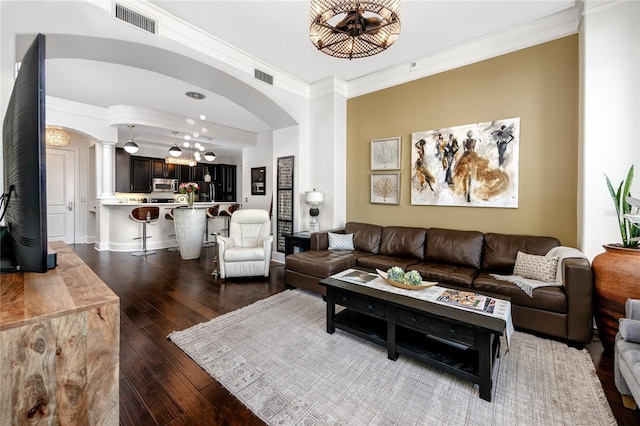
xmin=333 ymin=309 xmax=489 ymax=388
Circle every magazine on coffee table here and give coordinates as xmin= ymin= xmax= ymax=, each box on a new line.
xmin=333 ymin=269 xmax=379 ymax=284
xmin=437 ymin=289 xmax=496 ymax=314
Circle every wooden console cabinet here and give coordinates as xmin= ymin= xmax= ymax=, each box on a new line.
xmin=0 ymin=241 xmax=120 ymax=424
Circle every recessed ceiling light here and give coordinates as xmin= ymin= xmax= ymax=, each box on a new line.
xmin=185 ymin=91 xmax=205 ymax=100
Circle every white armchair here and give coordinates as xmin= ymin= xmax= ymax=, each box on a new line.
xmin=217 ymin=209 xmax=273 ymax=279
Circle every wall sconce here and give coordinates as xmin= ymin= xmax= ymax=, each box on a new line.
xmin=305 ymin=189 xmax=325 ymax=232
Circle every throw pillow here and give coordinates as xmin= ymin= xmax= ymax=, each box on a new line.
xmin=513 ymin=251 xmax=559 ymax=282
xmin=328 ymin=232 xmax=355 ymax=251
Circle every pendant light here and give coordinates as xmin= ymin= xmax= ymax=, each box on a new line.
xmin=204 ymin=136 xmax=216 ymax=162
xmin=123 ymin=124 xmax=139 ymax=154
xmin=169 ymin=131 xmax=182 ymax=157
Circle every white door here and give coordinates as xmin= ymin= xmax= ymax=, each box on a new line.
xmin=46 ymin=148 xmax=75 ymax=244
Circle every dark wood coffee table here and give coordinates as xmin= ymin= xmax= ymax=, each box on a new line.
xmin=319 ymin=275 xmax=509 ymax=402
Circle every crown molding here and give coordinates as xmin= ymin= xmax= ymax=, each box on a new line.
xmin=310 ymin=77 xmax=348 ymax=100
xmin=347 ymin=4 xmax=582 ymax=99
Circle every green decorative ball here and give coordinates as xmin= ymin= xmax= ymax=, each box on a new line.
xmin=403 ymin=270 xmax=423 ymax=286
xmin=387 ymin=266 xmax=405 ymax=282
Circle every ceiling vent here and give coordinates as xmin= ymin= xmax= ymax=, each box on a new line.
xmin=115 ymin=3 xmax=157 ymax=34
xmin=254 ymin=69 xmax=274 ymax=86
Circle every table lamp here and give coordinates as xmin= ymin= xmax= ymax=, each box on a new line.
xmin=305 ymin=189 xmax=324 ymax=232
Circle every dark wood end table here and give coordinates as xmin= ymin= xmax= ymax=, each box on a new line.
xmin=284 ymin=232 xmax=311 ymax=256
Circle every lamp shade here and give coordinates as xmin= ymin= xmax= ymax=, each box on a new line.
xmin=305 ymin=189 xmax=324 ymax=206
xmin=123 ymin=140 xmax=139 ymax=154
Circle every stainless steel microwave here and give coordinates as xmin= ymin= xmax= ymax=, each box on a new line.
xmin=152 ymin=178 xmax=177 ymax=193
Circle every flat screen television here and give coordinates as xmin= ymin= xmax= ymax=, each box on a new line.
xmin=1 ymin=33 xmax=54 ymax=273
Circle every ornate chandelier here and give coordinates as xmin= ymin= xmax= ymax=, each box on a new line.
xmin=45 ymin=127 xmax=70 ymax=146
xmin=310 ymin=0 xmax=401 ymax=60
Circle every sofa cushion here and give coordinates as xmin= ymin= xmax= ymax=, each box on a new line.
xmin=379 ymin=227 xmax=426 ymax=260
xmin=513 ymin=251 xmax=558 ymax=282
xmin=285 ymin=250 xmax=368 ymax=278
xmin=473 ymin=271 xmax=566 ymax=313
xmin=482 ymin=233 xmax=560 ymax=273
xmin=356 ymin=255 xmax=421 ymax=272
xmin=426 ymin=228 xmax=484 ymax=269
xmin=408 ymin=261 xmax=478 ymax=288
xmin=345 ymin=222 xmax=383 ymax=254
xmin=328 ymin=232 xmax=355 ymax=250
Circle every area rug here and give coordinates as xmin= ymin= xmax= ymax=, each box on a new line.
xmin=168 ymin=290 xmax=616 ymax=425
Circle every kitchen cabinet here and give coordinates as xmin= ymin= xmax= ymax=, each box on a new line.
xmin=152 ymin=159 xmax=176 ymax=179
xmin=115 ymin=147 xmax=131 ymax=192
xmin=116 ymin=153 xmax=235 ymax=197
xmin=176 ymin=163 xmax=207 ymax=183
xmin=177 ymin=164 xmax=192 ymax=184
xmin=192 ymin=164 xmax=206 ymax=181
xmin=218 ymin=164 xmax=237 ymax=202
xmin=131 ymin=157 xmax=152 ymax=192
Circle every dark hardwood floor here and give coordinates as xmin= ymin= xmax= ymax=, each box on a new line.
xmin=71 ymin=244 xmax=640 ymax=425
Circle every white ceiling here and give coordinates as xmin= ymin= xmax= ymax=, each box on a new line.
xmin=33 ymin=0 xmax=579 ymax=155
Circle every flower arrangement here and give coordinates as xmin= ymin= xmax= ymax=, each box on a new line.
xmin=179 ymin=182 xmax=199 ymax=194
xmin=606 ymin=165 xmax=640 ymax=248
xmin=385 ymin=267 xmax=423 ymax=286
xmin=387 ymin=266 xmax=404 ymax=282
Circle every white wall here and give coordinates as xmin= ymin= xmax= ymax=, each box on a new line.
xmin=580 ymin=0 xmax=640 ymax=259
xmin=242 ymin=132 xmax=273 ymax=211
xmin=309 ymin=77 xmax=348 ymax=231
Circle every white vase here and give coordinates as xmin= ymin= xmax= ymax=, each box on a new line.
xmin=173 ymin=207 xmax=206 ymax=260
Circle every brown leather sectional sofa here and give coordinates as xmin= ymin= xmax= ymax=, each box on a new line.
xmin=285 ymin=222 xmax=594 ymax=345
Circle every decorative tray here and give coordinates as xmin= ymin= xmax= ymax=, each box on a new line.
xmin=376 ymin=269 xmax=438 ymax=290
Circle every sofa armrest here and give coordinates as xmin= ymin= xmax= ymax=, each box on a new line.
xmin=619 ymin=317 xmax=640 ymax=343
xmin=626 ymin=299 xmax=640 ymax=320
xmin=564 ymin=257 xmax=594 ymax=343
xmin=309 ymin=228 xmax=344 ymax=250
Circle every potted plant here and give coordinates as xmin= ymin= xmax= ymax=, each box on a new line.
xmin=606 ymin=165 xmax=640 ymax=248
xmin=594 ymin=164 xmax=640 ymax=353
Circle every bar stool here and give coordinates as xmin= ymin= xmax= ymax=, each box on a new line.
xmin=129 ymin=207 xmax=160 ymax=256
xmin=219 ymin=204 xmax=240 ymax=237
xmin=206 ymin=206 xmax=221 ymax=278
xmin=203 ymin=205 xmax=220 ymax=247
xmin=164 ymin=209 xmax=179 ymax=252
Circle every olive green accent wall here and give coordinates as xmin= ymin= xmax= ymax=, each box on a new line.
xmin=346 ymin=35 xmax=578 ymax=246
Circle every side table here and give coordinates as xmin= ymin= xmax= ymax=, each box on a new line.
xmin=284 ymin=232 xmax=311 ymax=256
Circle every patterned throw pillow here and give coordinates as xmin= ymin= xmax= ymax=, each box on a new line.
xmin=513 ymin=251 xmax=559 ymax=282
xmin=328 ymin=232 xmax=355 ymax=251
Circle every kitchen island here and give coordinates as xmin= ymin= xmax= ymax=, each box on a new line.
xmin=96 ymin=201 xmax=235 ymax=252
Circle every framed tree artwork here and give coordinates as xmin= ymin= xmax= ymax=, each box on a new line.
xmin=371 ymin=173 xmax=400 ymax=205
xmin=371 ymin=137 xmax=401 ymax=170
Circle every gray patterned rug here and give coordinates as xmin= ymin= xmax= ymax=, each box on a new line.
xmin=168 ymin=289 xmax=615 ymax=425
